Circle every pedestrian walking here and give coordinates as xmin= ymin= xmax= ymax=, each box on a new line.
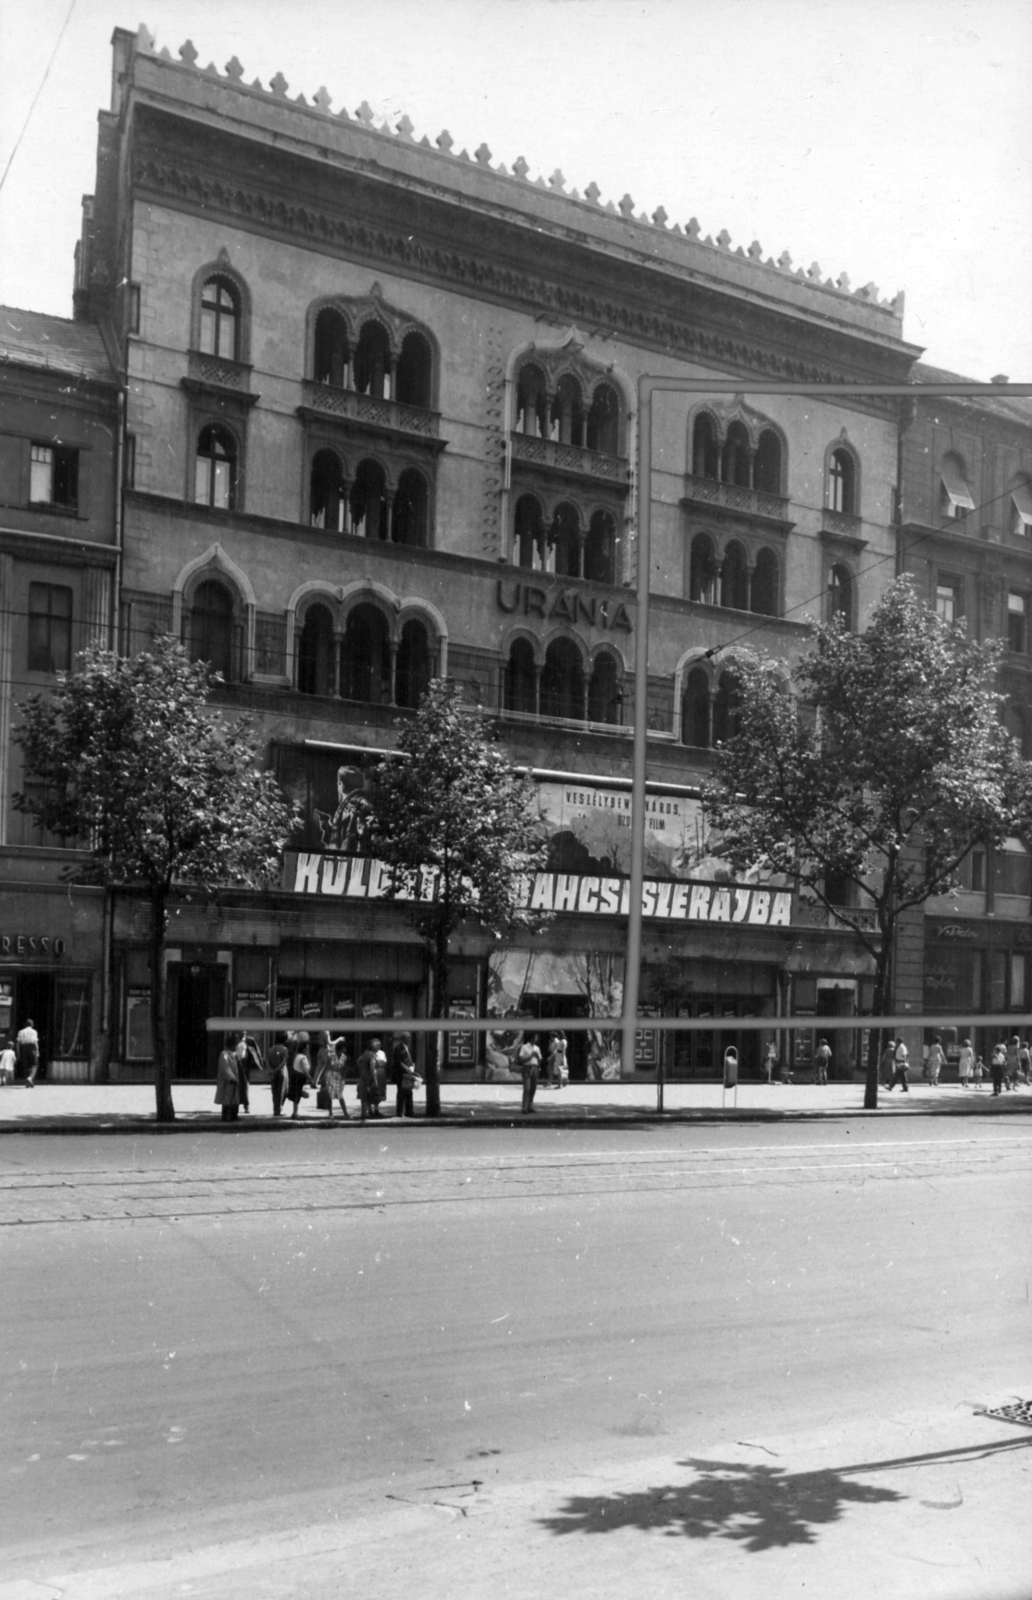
xmin=266 ymin=1036 xmax=288 ymax=1116
xmin=0 ymin=1035 xmax=15 ymax=1086
xmin=957 ymin=1038 xmax=974 ymax=1089
xmin=286 ymin=1031 xmax=314 ymax=1118
xmin=1019 ymin=1039 xmax=1032 ymax=1085
xmin=972 ymin=1054 xmax=985 ymax=1090
xmin=357 ymin=1036 xmax=385 ymax=1120
xmin=391 ymin=1032 xmax=417 ymax=1118
xmin=886 ymin=1037 xmax=909 ymax=1092
xmin=315 ymin=1030 xmax=348 ymax=1119
xmin=215 ymin=1037 xmax=241 ymax=1121
xmin=1004 ymin=1035 xmax=1021 ymax=1091
xmin=763 ymin=1040 xmax=778 ymax=1084
xmin=547 ymin=1029 xmax=568 ymax=1089
xmin=925 ymin=1035 xmax=946 ymax=1088
xmin=989 ymin=1041 xmax=1006 ymax=1096
xmin=16 ymin=1019 xmax=40 ymax=1087
xmin=234 ymin=1031 xmax=259 ymax=1113
xmin=518 ymin=1034 xmax=542 ymax=1113
xmin=813 ymin=1037 xmax=832 ymax=1085
xmin=880 ymin=1038 xmax=896 ymax=1089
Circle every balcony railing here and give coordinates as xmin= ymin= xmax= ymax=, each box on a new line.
xmin=822 ymin=506 xmax=864 ymax=540
xmin=511 ymin=431 xmax=630 ymax=485
xmin=301 ymin=380 xmax=440 ymax=440
xmin=683 ymin=472 xmax=789 ymax=522
xmin=187 ymin=350 xmax=251 ymax=392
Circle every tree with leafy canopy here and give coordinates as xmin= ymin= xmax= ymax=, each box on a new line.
xmin=364 ymin=678 xmax=546 ymax=1116
xmin=14 ymin=637 xmax=296 ymax=1122
xmin=702 ymin=577 xmax=1030 ymax=1109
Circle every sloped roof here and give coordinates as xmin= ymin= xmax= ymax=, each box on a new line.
xmin=0 ymin=306 xmax=116 ymax=385
xmin=912 ymin=361 xmax=1032 ymax=426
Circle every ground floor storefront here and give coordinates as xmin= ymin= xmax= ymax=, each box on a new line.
xmin=0 ymin=878 xmax=104 ymax=1081
xmin=922 ymin=915 xmax=1032 ymax=1073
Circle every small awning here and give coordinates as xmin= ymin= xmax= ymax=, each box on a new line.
xmin=940 ymin=459 xmax=975 ymax=511
xmin=1011 ymin=480 xmax=1032 ymax=530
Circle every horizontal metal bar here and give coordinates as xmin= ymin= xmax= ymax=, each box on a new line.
xmin=206 ymin=1013 xmax=1032 ymax=1035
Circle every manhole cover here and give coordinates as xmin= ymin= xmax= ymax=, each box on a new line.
xmin=981 ymin=1400 xmax=1032 ymax=1428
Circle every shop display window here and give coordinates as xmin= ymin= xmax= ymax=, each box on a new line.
xmin=126 ymin=989 xmax=153 ymax=1059
xmin=55 ymin=979 xmax=91 ymax=1057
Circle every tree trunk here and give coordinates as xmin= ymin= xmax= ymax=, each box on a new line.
xmin=863 ymin=933 xmax=894 ymax=1112
xmin=150 ymin=891 xmax=175 ymax=1123
xmin=422 ymin=930 xmax=449 ymax=1119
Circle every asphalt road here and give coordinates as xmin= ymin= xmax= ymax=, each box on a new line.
xmin=2 ymin=1120 xmax=1031 ymax=1599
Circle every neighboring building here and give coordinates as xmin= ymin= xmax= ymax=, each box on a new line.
xmin=898 ymin=366 xmax=1032 ymax=1068
xmin=0 ymin=307 xmax=119 ymax=1079
xmin=38 ymin=22 xmax=1020 ymax=1084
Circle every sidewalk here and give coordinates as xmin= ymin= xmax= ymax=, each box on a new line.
xmin=2 ymin=1076 xmax=1030 ymax=1131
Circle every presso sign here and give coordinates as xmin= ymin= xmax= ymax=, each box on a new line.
xmin=1 ymin=935 xmax=67 ymax=958
xmin=283 ymin=852 xmax=793 ymax=927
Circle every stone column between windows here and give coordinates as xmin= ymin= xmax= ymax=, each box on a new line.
xmin=388 ymin=640 xmax=399 ymax=706
xmin=332 ymin=631 xmax=343 ymax=698
xmin=0 ymin=554 xmax=13 ymax=846
xmin=533 ymin=661 xmax=543 ymax=716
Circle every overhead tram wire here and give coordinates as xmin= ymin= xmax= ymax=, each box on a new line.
xmin=0 ymin=0 xmax=78 ymax=196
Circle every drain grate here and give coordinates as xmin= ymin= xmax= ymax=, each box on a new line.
xmin=981 ymin=1400 xmax=1032 ymax=1428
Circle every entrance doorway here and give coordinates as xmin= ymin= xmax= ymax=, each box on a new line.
xmin=170 ymin=963 xmax=227 ymax=1078
xmin=12 ymin=972 xmax=52 ymax=1080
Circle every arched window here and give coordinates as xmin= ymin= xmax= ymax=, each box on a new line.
xmin=314 ymin=308 xmax=349 ymax=388
xmin=829 ymin=564 xmax=854 ymax=629
xmin=340 ymin=603 xmax=391 ymax=705
xmin=297 ymin=603 xmax=335 ymax=697
xmin=395 ymin=331 xmax=433 ymax=409
xmin=504 ymin=638 xmax=537 ymax=714
xmin=692 ymin=413 xmax=719 ymax=480
xmin=689 ymin=532 xmax=719 ymax=605
xmin=682 ymin=667 xmax=711 ymax=748
xmin=722 ymin=422 xmax=751 ymax=488
xmin=189 ymin=579 xmax=234 ymax=680
xmin=514 ymin=495 xmax=546 ymax=570
xmin=712 ymin=670 xmax=740 ymax=746
xmin=551 ymin=376 xmax=585 ymax=446
xmin=194 ymin=425 xmax=237 ymax=510
xmin=588 ymin=654 xmax=621 ymax=725
xmin=350 ymin=459 xmax=389 ymax=540
xmin=310 ymin=449 xmax=347 ymax=532
xmin=721 ymin=541 xmax=749 ymax=611
xmin=392 ymin=468 xmax=429 ymax=548
xmin=540 ymin=638 xmax=584 ymax=721
xmin=586 ymin=383 xmax=620 ymax=455
xmin=515 ymin=365 xmax=548 ymax=438
xmin=353 ymin=321 xmax=392 ymax=400
xmin=828 ymin=447 xmax=856 ymax=514
xmin=395 ymin=619 xmax=432 ymax=709
xmin=751 ymin=548 xmax=779 ymax=616
xmin=754 ymin=430 xmax=782 ymax=495
xmin=551 ymin=502 xmax=581 ymax=578
xmin=584 ymin=510 xmax=616 ymax=585
xmin=199 ymin=276 xmax=239 ymax=360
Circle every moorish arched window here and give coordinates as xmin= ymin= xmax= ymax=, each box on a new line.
xmin=188 ymin=578 xmax=234 ymax=680
xmin=504 ymin=638 xmax=537 ymax=714
xmin=540 ymin=638 xmax=584 ymax=721
xmin=339 ymin=603 xmax=391 ymax=704
xmin=395 ymin=618 xmax=432 ymax=709
xmin=297 ymin=603 xmax=336 ymax=697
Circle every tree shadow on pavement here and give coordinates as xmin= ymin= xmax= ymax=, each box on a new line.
xmin=537 ymin=1455 xmax=905 ymax=1552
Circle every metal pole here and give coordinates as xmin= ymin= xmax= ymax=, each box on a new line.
xmin=622 ymin=377 xmax=652 ymax=1081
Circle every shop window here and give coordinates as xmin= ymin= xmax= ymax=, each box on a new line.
xmin=995 ymin=841 xmax=1031 ymax=898
xmin=540 ymin=638 xmax=584 ymax=720
xmin=722 ymin=422 xmax=751 ymax=488
xmin=515 ymin=364 xmax=548 ymax=438
xmin=310 ymin=448 xmax=348 ymax=531
xmin=551 ymin=502 xmax=581 ymax=578
xmin=340 ymin=603 xmax=391 ymax=704
xmin=1011 ymin=478 xmax=1032 ymax=537
xmin=711 ymin=670 xmax=740 ymax=746
xmin=828 ymin=564 xmax=854 ymax=629
xmin=753 ymin=429 xmax=782 ymax=495
xmin=353 ymin=320 xmax=392 ymax=399
xmin=29 ymin=442 xmax=78 ymax=509
xmin=1007 ymin=591 xmax=1026 ymax=654
xmin=936 ymin=576 xmax=962 ymax=625
xmin=391 ymin=468 xmax=429 ymax=548
xmin=587 ymin=654 xmax=621 ymax=724
xmin=689 ymin=532 xmax=718 ymax=605
xmin=55 ymin=979 xmax=91 ymax=1058
xmin=194 ymin=424 xmax=237 ymax=510
xmin=504 ymin=638 xmax=537 ymax=714
xmin=940 ymin=452 xmax=974 ymax=520
xmin=1010 ymin=954 xmax=1027 ymax=1010
xmin=199 ymin=276 xmax=240 ymax=360
xmin=720 ymin=540 xmax=749 ymax=611
xmin=514 ymin=494 xmax=546 ymax=570
xmin=27 ymin=582 xmax=72 ymax=672
xmin=751 ymin=547 xmax=779 ymax=616
xmin=188 ymin=579 xmax=234 ymax=679
xmin=585 ymin=383 xmax=620 ymax=456
xmin=394 ymin=331 xmax=433 ymax=408
xmin=584 ymin=510 xmax=616 ymax=585
xmin=681 ymin=666 xmax=710 ymax=748
xmin=350 ymin=459 xmax=389 ymax=540
xmin=396 ymin=619 xmax=432 ymax=710
xmin=314 ymin=307 xmax=349 ymax=387
xmin=297 ymin=603 xmax=336 ymax=697
xmin=551 ymin=376 xmax=585 ymax=446
xmin=691 ymin=413 xmax=719 ymax=480
xmin=827 ymin=447 xmax=856 ymax=514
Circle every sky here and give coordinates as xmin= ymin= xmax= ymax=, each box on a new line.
xmin=1 ymin=0 xmax=1030 ymax=381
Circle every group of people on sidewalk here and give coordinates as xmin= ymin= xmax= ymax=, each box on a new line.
xmin=215 ymin=1029 xmax=424 ymax=1123
xmin=0 ymin=1021 xmax=41 ymax=1088
xmin=882 ymin=1033 xmax=1032 ymax=1095
xmin=517 ymin=1030 xmax=569 ymax=1113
